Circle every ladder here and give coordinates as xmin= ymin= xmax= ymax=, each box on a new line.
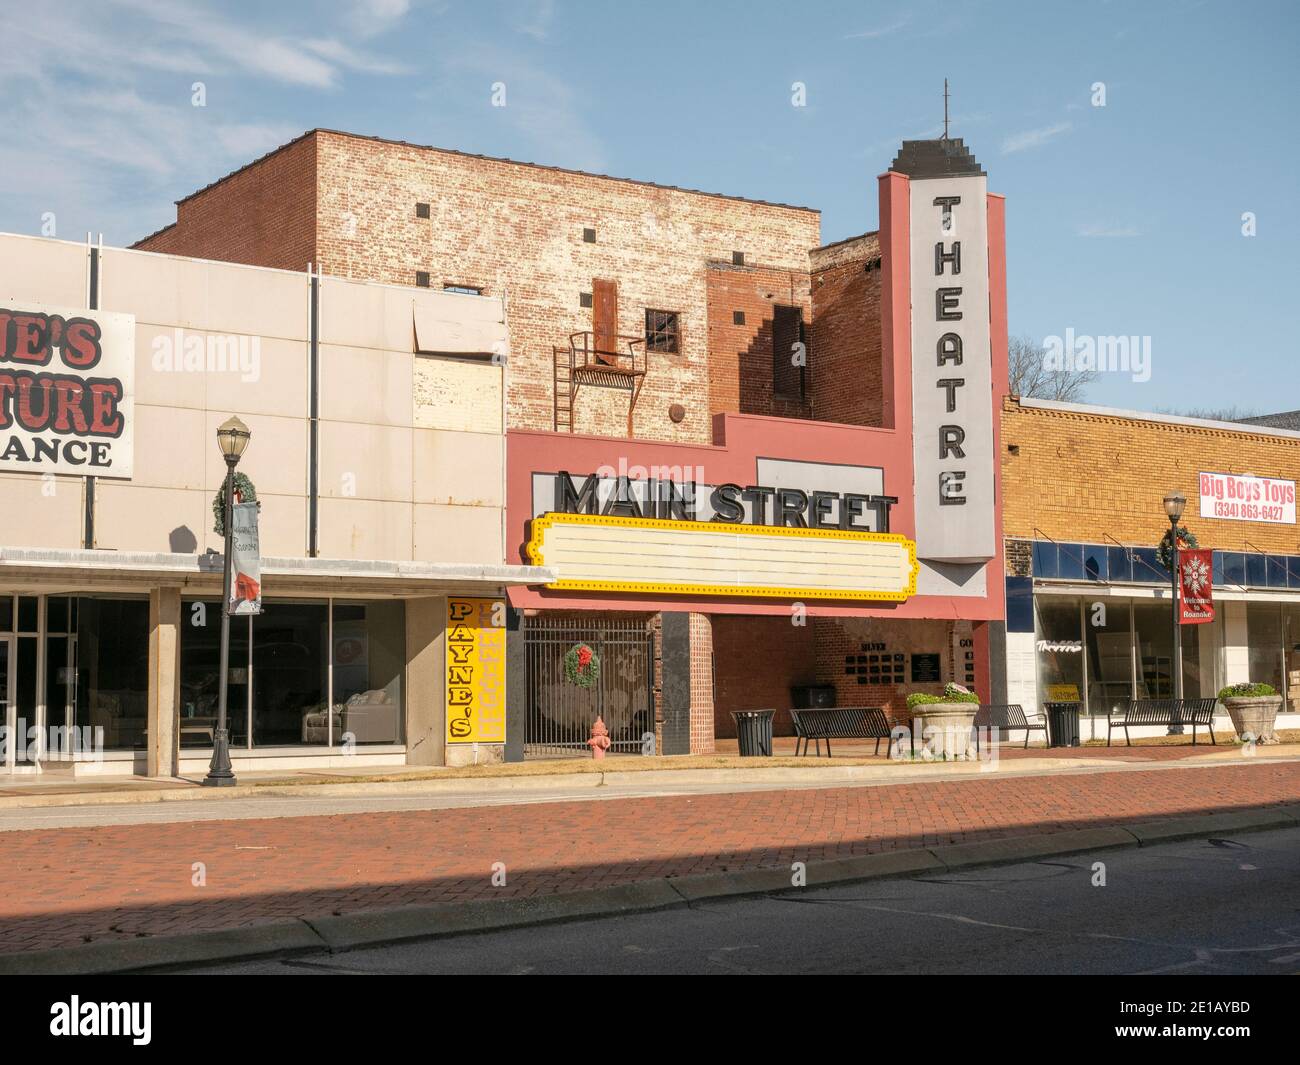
xmin=553 ymin=346 xmax=574 ymax=432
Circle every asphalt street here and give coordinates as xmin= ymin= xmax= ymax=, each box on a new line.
xmin=187 ymin=824 xmax=1300 ymax=975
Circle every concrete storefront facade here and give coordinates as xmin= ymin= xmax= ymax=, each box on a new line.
xmin=0 ymin=232 xmax=549 ymax=777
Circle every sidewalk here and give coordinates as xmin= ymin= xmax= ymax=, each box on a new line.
xmin=3 ymin=737 xmax=1292 ymax=810
xmin=0 ymin=757 xmax=1297 ymax=961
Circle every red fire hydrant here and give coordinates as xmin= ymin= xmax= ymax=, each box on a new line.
xmin=588 ymin=715 xmax=612 ymax=759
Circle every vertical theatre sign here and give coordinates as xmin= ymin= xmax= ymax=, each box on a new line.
xmin=897 ymin=140 xmax=996 ymax=563
xmin=0 ymin=303 xmax=135 ymax=477
xmin=445 ymin=597 xmax=506 ymax=744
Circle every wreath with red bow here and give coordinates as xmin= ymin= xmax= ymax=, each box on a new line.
xmin=564 ymin=643 xmax=601 ymax=688
xmin=1156 ymin=524 xmax=1199 ymax=571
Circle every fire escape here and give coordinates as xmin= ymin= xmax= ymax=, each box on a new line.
xmin=553 ymin=331 xmax=648 ymax=436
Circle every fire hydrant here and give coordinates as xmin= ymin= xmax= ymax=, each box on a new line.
xmin=588 ymin=716 xmax=612 ymax=759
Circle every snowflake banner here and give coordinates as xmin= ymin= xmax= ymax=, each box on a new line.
xmin=1178 ymin=548 xmax=1214 ymax=625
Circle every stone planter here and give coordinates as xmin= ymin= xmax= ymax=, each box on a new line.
xmin=912 ymin=703 xmax=979 ymax=759
xmin=1222 ymin=695 xmax=1282 ymax=744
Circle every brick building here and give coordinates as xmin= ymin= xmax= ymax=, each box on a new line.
xmin=137 ymin=130 xmax=1009 ymax=757
xmin=1001 ymin=397 xmax=1300 ymax=737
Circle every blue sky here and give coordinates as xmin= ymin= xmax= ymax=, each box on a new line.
xmin=3 ymin=0 xmax=1296 ymax=414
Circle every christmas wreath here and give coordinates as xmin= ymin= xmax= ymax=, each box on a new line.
xmin=563 ymin=643 xmax=601 ymax=688
xmin=1156 ymin=524 xmax=1199 ymax=571
xmin=213 ymin=473 xmax=258 ymax=535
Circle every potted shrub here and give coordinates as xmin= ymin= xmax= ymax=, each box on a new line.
xmin=906 ymin=683 xmax=981 ymax=759
xmin=1218 ymin=683 xmax=1281 ymax=744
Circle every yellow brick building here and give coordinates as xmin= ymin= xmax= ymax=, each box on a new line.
xmin=1000 ymin=397 xmax=1300 ymax=737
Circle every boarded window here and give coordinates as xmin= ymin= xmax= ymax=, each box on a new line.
xmin=772 ymin=305 xmax=804 ymax=400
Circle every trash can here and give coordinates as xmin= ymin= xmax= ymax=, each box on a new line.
xmin=731 ymin=709 xmax=776 ymax=757
xmin=1044 ymin=701 xmax=1081 ymax=748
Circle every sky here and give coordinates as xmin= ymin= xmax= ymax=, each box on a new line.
xmin=2 ymin=0 xmax=1297 ymax=416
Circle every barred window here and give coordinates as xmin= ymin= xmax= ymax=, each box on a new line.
xmin=645 ymin=309 xmax=680 ymax=354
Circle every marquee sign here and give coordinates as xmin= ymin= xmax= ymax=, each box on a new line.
xmin=0 ymin=302 xmax=135 ymax=478
xmin=527 ymin=512 xmax=917 ymax=601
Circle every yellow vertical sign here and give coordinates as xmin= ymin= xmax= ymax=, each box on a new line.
xmin=446 ymin=597 xmax=507 ymax=744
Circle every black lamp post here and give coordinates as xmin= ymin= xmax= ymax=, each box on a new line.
xmin=204 ymin=415 xmax=251 ymax=788
xmin=1163 ymin=490 xmax=1187 ymax=733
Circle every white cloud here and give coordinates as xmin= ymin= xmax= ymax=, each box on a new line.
xmin=845 ymin=18 xmax=909 ymax=39
xmin=1001 ymin=121 xmax=1073 ymax=154
xmin=514 ymin=0 xmax=556 ymax=41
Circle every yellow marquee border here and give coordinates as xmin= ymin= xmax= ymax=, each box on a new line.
xmin=525 ymin=512 xmax=919 ymax=602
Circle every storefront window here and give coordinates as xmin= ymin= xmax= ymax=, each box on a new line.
xmin=330 ymin=601 xmax=404 ymax=745
xmin=179 ymin=597 xmax=404 ymax=749
xmin=1035 ymin=598 xmax=1084 ymax=709
xmin=253 ymin=602 xmax=329 ymax=747
xmin=1284 ymin=606 xmax=1300 ymax=710
xmin=1084 ymin=599 xmax=1132 ymax=717
xmin=1132 ymin=601 xmax=1175 ymax=699
xmin=75 ymin=598 xmax=149 ymax=751
xmin=180 ymin=602 xmax=251 ymax=748
xmin=1246 ymin=602 xmax=1285 ymax=694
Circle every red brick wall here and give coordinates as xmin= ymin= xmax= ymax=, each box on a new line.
xmin=809 ymin=233 xmax=884 ymax=426
xmin=706 ymin=263 xmax=813 ymax=419
xmin=712 ymin=614 xmax=818 ymax=737
xmin=134 ymin=133 xmax=317 ymax=273
xmin=311 ymin=132 xmax=820 ymax=443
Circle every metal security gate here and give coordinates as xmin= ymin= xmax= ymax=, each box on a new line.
xmin=523 ymin=614 xmax=654 ymax=759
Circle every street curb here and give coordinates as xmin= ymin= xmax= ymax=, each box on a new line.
xmin=3 ymin=803 xmax=1297 ymax=974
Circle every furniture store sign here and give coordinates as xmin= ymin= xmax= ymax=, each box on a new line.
xmin=1199 ymin=471 xmax=1296 ymax=525
xmin=0 ymin=303 xmax=135 ymax=477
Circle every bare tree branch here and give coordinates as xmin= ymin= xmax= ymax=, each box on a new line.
xmin=1007 ymin=334 xmax=1099 ymax=402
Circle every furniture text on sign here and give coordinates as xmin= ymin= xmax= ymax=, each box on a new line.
xmin=0 ymin=302 xmax=135 ymax=477
xmin=446 ymin=597 xmax=506 ymax=744
xmin=1198 ymin=471 xmax=1296 ymax=525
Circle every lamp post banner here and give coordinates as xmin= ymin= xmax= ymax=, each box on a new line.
xmin=1179 ymin=548 xmax=1214 ymax=625
xmin=229 ymin=501 xmax=262 ymax=616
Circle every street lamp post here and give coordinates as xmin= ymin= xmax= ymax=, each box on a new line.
xmin=204 ymin=416 xmax=251 ymax=788
xmin=1163 ymin=490 xmax=1187 ymax=734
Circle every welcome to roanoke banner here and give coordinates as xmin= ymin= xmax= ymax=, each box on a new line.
xmin=1179 ymin=548 xmax=1214 ymax=625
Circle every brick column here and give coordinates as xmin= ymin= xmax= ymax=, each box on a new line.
xmin=688 ymin=613 xmax=715 ymax=754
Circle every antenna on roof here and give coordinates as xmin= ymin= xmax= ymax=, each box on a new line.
xmin=943 ymin=78 xmax=950 ymax=140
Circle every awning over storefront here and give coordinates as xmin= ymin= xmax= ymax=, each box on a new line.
xmin=0 ymin=547 xmax=554 ymax=598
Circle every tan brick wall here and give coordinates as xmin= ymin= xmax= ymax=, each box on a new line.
xmin=1002 ymin=398 xmax=1300 ymax=553
xmin=809 ymin=233 xmax=884 ymax=426
xmin=414 ymin=357 xmax=502 ymax=434
xmin=135 ymin=134 xmax=317 ymax=273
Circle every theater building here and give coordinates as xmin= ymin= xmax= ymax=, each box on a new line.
xmin=134 ymin=129 xmax=1010 ymax=755
xmin=1001 ymin=398 xmax=1300 ymax=738
xmin=0 ymin=230 xmax=550 ymax=777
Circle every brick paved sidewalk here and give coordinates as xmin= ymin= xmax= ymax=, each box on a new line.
xmin=1 ymin=761 xmax=1297 ymax=955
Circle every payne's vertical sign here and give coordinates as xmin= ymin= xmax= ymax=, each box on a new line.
xmin=445 ymin=597 xmax=506 ymax=744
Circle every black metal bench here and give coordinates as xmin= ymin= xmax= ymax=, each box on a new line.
xmin=972 ymin=703 xmax=1047 ymax=750
xmin=1107 ymin=698 xmax=1219 ymax=746
xmin=789 ymin=707 xmax=892 ymax=757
